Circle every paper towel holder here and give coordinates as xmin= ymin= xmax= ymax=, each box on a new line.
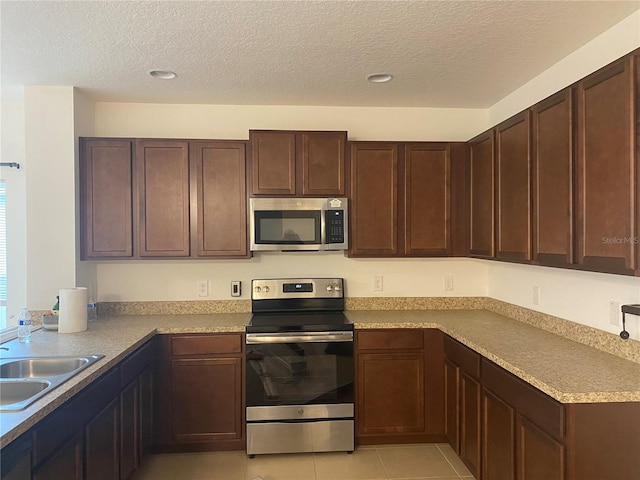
xmin=620 ymin=304 xmax=640 ymax=340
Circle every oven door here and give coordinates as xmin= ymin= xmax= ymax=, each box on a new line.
xmin=245 ymin=331 xmax=354 ymax=408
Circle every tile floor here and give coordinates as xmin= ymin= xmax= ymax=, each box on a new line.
xmin=132 ymin=443 xmax=474 ymax=480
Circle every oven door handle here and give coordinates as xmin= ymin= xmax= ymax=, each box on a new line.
xmin=246 ymin=331 xmax=353 ymax=344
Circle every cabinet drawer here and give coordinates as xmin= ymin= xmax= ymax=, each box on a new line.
xmin=444 ymin=336 xmax=480 ymax=379
xmin=171 ymin=334 xmax=243 ymax=356
xmin=120 ymin=340 xmax=153 ymax=386
xmin=482 ymin=359 xmax=564 ymax=441
xmin=357 ymin=329 xmax=424 ymax=351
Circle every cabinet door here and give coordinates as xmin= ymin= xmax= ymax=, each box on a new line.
xmin=483 ymin=389 xmax=516 ymax=480
xmin=517 ymin=415 xmax=564 ymax=480
xmin=171 ymin=357 xmax=244 ymax=444
xmin=250 ymin=131 xmax=296 ymax=195
xmin=349 ymin=143 xmax=399 ymax=256
xmin=1 ymin=433 xmax=31 ymax=480
xmin=139 ymin=368 xmax=153 ymax=461
xmin=357 ymin=352 xmax=425 ymax=435
xmin=301 ymin=131 xmax=346 ymax=196
xmin=80 ymin=138 xmax=134 ymax=259
xmin=576 ymin=57 xmax=637 ymax=274
xmin=137 ymin=140 xmax=190 ymax=257
xmin=460 ymin=372 xmax=481 ymax=478
xmin=531 ymin=89 xmax=574 ymax=267
xmin=404 ymin=144 xmax=451 ymax=256
xmin=191 ymin=141 xmax=248 ymax=257
xmin=496 ymin=112 xmax=532 ymax=262
xmin=469 ymin=131 xmax=495 ymax=258
xmin=444 ymin=358 xmax=460 ymax=451
xmin=33 ymin=434 xmax=82 ymax=480
xmin=85 ymin=398 xmax=119 ymax=480
xmin=120 ymin=381 xmax=139 ymax=480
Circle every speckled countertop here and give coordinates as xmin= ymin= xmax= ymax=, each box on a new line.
xmin=1 ymin=309 xmax=640 ymax=447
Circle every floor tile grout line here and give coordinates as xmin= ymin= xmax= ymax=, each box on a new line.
xmin=374 ymin=445 xmax=392 ymax=480
xmin=434 ymin=444 xmax=466 ymax=480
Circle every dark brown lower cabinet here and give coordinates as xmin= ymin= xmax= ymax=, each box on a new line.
xmin=32 ymin=433 xmax=83 ymax=480
xmin=444 ymin=358 xmax=460 ymax=450
xmin=172 ymin=357 xmax=243 ymax=444
xmin=0 ymin=432 xmax=31 ymax=480
xmin=155 ymin=333 xmax=245 ymax=452
xmin=356 ymin=329 xmax=444 ymax=445
xmin=120 ymin=342 xmax=154 ymax=480
xmin=459 ymin=372 xmax=481 ymax=477
xmin=120 ymin=380 xmax=139 ymax=480
xmin=444 ymin=335 xmax=481 ymax=478
xmin=85 ymin=398 xmax=120 ymax=480
xmin=482 ymin=389 xmax=516 ymax=480
xmin=482 ymin=357 xmax=565 ymax=480
xmin=517 ymin=415 xmax=564 ymax=480
xmin=1 ymin=342 xmax=154 ymax=480
xmin=444 ymin=334 xmax=640 ymax=480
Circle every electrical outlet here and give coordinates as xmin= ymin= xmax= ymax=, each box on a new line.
xmin=532 ymin=286 xmax=540 ymax=306
xmin=610 ymin=301 xmax=621 ymax=326
xmin=197 ymin=280 xmax=209 ymax=297
xmin=443 ymin=275 xmax=454 ymax=291
xmin=373 ymin=275 xmax=383 ymax=292
xmin=231 ymin=281 xmax=241 ymax=297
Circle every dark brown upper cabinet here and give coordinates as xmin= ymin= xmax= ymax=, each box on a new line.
xmin=531 ymin=89 xmax=575 ymax=267
xmin=576 ymin=55 xmax=637 ymax=275
xmin=468 ymin=131 xmax=495 ymax=258
xmin=80 ymin=138 xmax=134 ymax=259
xmin=495 ymin=111 xmax=532 ymax=263
xmin=190 ymin=141 xmax=249 ymax=258
xmin=249 ymin=130 xmax=346 ymax=196
xmin=350 ymin=142 xmax=467 ymax=258
xmin=349 ymin=142 xmax=399 ymax=256
xmin=136 ymin=140 xmax=190 ymax=257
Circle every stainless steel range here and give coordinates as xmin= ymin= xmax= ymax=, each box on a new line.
xmin=245 ymin=278 xmax=354 ymax=456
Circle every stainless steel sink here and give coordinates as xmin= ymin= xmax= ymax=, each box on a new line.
xmin=0 ymin=357 xmax=92 ymax=378
xmin=0 ymin=355 xmax=104 ymax=411
xmin=0 ymin=380 xmax=51 ymax=407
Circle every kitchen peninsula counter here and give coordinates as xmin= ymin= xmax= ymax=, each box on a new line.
xmin=2 ymin=309 xmax=640 ymax=446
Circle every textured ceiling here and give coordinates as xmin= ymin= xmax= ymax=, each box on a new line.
xmin=1 ymin=1 xmax=639 ymax=108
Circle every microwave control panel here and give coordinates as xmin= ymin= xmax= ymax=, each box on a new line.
xmin=326 ymin=210 xmax=345 ymax=244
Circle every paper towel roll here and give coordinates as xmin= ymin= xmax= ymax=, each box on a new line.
xmin=58 ymin=287 xmax=88 ymax=333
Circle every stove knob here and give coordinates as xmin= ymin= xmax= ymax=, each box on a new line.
xmin=333 ymin=283 xmax=342 ymax=292
xmin=326 ymin=284 xmax=333 ymax=292
xmin=263 ymin=286 xmax=270 ymax=293
xmin=254 ymin=286 xmax=261 ymax=293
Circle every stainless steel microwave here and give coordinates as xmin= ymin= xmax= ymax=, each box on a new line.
xmin=249 ymin=197 xmax=348 ymax=251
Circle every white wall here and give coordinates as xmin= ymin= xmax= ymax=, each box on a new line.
xmin=73 ymin=89 xmax=98 ymax=302
xmin=94 ymin=104 xmax=488 ymax=142
xmin=0 ymin=88 xmax=26 ymax=323
xmin=486 ymin=262 xmax=640 ymax=341
xmin=24 ymin=87 xmax=78 ymax=309
xmin=96 ymin=256 xmax=488 ymax=301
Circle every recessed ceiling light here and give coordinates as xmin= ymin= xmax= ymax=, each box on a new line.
xmin=149 ymin=70 xmax=178 ymax=80
xmin=367 ymin=73 xmax=393 ymax=83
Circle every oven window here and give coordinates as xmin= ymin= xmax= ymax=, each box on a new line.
xmin=254 ymin=210 xmax=321 ymax=244
xmin=246 ymin=341 xmax=354 ymax=407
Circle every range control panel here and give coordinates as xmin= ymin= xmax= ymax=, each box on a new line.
xmin=251 ymin=278 xmax=344 ymax=301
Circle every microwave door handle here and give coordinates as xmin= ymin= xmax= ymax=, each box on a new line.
xmin=246 ymin=332 xmax=353 ymax=344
